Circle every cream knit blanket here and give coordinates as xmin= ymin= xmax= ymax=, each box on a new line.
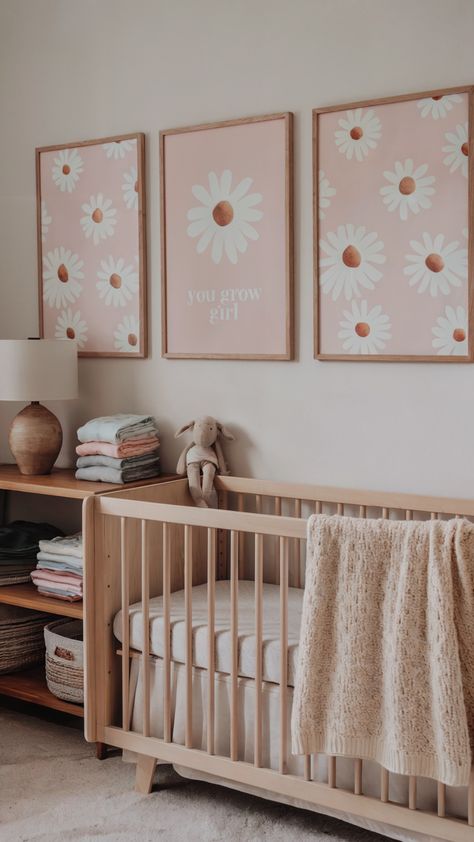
xmin=291 ymin=514 xmax=474 ymax=787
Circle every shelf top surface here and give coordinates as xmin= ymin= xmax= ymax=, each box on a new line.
xmin=0 ymin=464 xmax=177 ymax=499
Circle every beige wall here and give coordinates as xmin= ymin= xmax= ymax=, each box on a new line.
xmin=0 ymin=0 xmax=473 ymax=496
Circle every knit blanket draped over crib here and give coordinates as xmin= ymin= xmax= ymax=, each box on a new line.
xmin=291 ymin=514 xmax=474 ymax=787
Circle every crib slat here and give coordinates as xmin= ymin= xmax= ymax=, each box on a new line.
xmin=359 ymin=505 xmax=366 ymax=518
xmin=207 ymin=528 xmax=216 ymax=756
xmin=437 ymin=781 xmax=446 ymax=818
xmin=237 ymin=493 xmax=245 ymax=574
xmin=230 ymin=530 xmax=239 ymax=761
xmin=328 ymin=756 xmax=336 ymax=788
xmin=254 ymin=533 xmax=263 ymax=768
xmin=163 ymin=523 xmax=171 ymax=742
xmin=294 ymin=499 xmax=301 ymax=588
xmin=337 ymin=503 xmax=343 ymax=515
xmin=304 ymin=754 xmax=311 ymax=781
xmin=381 ymin=768 xmax=389 ymax=802
xmin=315 ymin=501 xmax=322 ymax=515
xmin=184 ymin=524 xmax=193 ymax=748
xmin=120 ymin=517 xmax=130 ymax=731
xmin=274 ymin=497 xmax=281 ymax=584
xmin=255 ymin=494 xmax=262 ymax=514
xmin=279 ymin=536 xmax=289 ymax=775
xmin=409 ymin=776 xmax=417 ymax=810
xmin=406 ymin=510 xmax=412 ymax=521
xmin=354 ymin=759 xmax=363 ymax=795
xmin=382 ymin=507 xmax=389 ymax=519
xmin=141 ymin=520 xmax=150 ymax=738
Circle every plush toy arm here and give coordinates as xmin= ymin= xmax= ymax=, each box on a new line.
xmin=177 ymin=443 xmax=193 ymax=476
xmin=214 ymin=440 xmax=230 ymax=475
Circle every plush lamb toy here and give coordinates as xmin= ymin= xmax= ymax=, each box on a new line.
xmin=175 ymin=416 xmax=234 ymax=508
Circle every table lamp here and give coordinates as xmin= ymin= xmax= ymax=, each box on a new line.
xmin=0 ymin=339 xmax=78 ymax=475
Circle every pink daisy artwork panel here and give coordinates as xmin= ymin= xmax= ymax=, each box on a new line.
xmin=161 ymin=113 xmax=293 ymax=359
xmin=36 ymin=133 xmax=147 ymax=357
xmin=314 ymin=87 xmax=472 ymax=361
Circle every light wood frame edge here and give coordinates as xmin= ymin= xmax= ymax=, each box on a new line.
xmin=160 ymin=112 xmax=294 ymax=360
xmin=313 ymin=84 xmax=474 ymax=362
xmin=36 ymin=132 xmax=148 ymax=359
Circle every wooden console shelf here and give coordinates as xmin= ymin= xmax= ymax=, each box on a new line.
xmin=0 ymin=582 xmax=83 ymax=619
xmin=0 ymin=665 xmax=84 ymax=717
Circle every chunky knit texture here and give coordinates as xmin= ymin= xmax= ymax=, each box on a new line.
xmin=291 ymin=515 xmax=474 ymax=787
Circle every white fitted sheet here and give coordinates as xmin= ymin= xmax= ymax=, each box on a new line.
xmin=114 ymin=580 xmax=303 ymax=686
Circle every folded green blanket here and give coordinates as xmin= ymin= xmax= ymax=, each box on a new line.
xmin=76 ymin=452 xmax=160 ymax=470
xmin=75 ymin=464 xmax=161 ymax=484
xmin=77 ymin=414 xmax=158 ymax=443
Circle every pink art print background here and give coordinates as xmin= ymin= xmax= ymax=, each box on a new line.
xmin=317 ymin=92 xmax=469 ymax=357
xmin=164 ymin=117 xmax=288 ymax=356
xmin=39 ymin=136 xmax=143 ymax=356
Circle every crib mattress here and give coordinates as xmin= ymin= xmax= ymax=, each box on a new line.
xmin=114 ymin=580 xmax=302 ymax=686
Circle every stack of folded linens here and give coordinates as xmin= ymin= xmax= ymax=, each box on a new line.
xmin=0 ymin=604 xmax=49 ymax=674
xmin=75 ymin=413 xmax=160 ymax=484
xmin=31 ymin=533 xmax=83 ymax=602
xmin=0 ymin=521 xmax=62 ymax=586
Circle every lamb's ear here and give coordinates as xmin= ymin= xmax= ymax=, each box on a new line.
xmin=175 ymin=420 xmax=195 ymax=439
xmin=217 ymin=422 xmax=234 ymax=441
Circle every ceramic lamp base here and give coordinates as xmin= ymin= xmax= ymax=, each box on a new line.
xmin=9 ymin=402 xmax=63 ymax=475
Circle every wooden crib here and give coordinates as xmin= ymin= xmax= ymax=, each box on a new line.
xmin=83 ymin=476 xmax=474 ymax=842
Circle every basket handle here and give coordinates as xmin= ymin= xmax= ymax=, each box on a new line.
xmin=54 ymin=645 xmax=75 ymax=662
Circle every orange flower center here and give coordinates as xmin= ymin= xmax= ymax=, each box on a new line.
xmin=66 ymin=327 xmax=75 ymax=339
xmin=432 ymin=95 xmax=443 ymax=101
xmin=92 ymin=208 xmax=103 ymax=223
xmin=62 ymin=164 xmax=71 ymax=175
xmin=350 ymin=126 xmax=363 ymax=140
xmin=212 ymin=201 xmax=234 ymax=226
xmin=355 ymin=322 xmax=370 ymax=338
xmin=128 ymin=333 xmax=138 ymax=347
xmin=425 ymin=253 xmax=445 ymax=273
xmin=109 ymin=273 xmax=122 ymax=289
xmin=461 ymin=142 xmax=469 ymax=157
xmin=57 ymin=263 xmax=69 ymax=283
xmin=342 ymin=245 xmax=361 ymax=268
xmin=134 ymin=180 xmax=138 ymax=193
xmin=453 ymin=328 xmax=466 ymax=342
xmin=399 ymin=176 xmax=416 ymax=195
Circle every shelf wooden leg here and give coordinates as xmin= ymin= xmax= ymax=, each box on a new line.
xmin=135 ymin=753 xmax=157 ymax=794
xmin=96 ymin=742 xmax=108 ymax=760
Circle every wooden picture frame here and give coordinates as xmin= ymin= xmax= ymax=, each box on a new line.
xmin=36 ymin=133 xmax=147 ymax=358
xmin=314 ymin=85 xmax=473 ymax=361
xmin=160 ymin=113 xmax=294 ymax=359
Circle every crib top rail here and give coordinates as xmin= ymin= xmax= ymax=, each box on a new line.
xmin=215 ymin=476 xmax=474 ymax=518
xmin=97 ymin=496 xmax=307 ymax=538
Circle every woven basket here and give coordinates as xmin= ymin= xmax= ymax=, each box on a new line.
xmin=44 ymin=618 xmax=84 ymax=704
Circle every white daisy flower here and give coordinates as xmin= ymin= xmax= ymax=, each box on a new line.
xmin=54 ymin=308 xmax=88 ymax=348
xmin=80 ymin=194 xmax=117 ymax=245
xmin=52 ymin=148 xmax=83 ymax=193
xmin=443 ymin=123 xmax=469 ymax=178
xmin=417 ymin=94 xmax=462 ymax=120
xmin=102 ymin=138 xmax=137 ymax=160
xmin=122 ymin=166 xmax=138 ymax=210
xmin=338 ymin=300 xmax=392 ymax=354
xmin=319 ymin=224 xmax=385 ymax=301
xmin=334 ymin=108 xmax=381 ymax=162
xmin=187 ymin=169 xmax=263 ymax=265
xmin=404 ymin=233 xmax=467 ymax=297
xmin=319 ymin=170 xmax=336 ymax=220
xmin=380 ymin=159 xmax=435 ymax=221
xmin=432 ymin=305 xmax=468 ymax=356
xmin=41 ymin=200 xmax=51 ymax=243
xmin=43 ymin=246 xmax=84 ymax=309
xmin=96 ymin=256 xmax=138 ymax=307
xmin=114 ymin=315 xmax=140 ymax=352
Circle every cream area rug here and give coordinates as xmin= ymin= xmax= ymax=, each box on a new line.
xmin=0 ymin=708 xmax=388 ymax=842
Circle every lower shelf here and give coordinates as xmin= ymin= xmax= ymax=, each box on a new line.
xmin=0 ymin=664 xmax=84 ymax=718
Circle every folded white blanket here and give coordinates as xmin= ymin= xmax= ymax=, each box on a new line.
xmin=38 ymin=533 xmax=82 ymax=559
xmin=291 ymin=514 xmax=474 ymax=787
xmin=77 ymin=414 xmax=157 ymax=443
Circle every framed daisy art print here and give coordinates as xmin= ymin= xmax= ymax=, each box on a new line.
xmin=160 ymin=113 xmax=293 ymax=359
xmin=36 ymin=133 xmax=147 ymax=357
xmin=314 ymin=85 xmax=473 ymax=361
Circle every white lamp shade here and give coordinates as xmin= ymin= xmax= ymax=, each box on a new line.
xmin=0 ymin=339 xmax=78 ymax=402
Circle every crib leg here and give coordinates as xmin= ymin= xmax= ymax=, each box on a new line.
xmin=135 ymin=753 xmax=157 ymax=794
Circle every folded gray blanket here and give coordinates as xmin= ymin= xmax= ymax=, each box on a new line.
xmin=76 ymin=452 xmax=160 ymax=470
xmin=75 ymin=464 xmax=161 ymax=484
xmin=77 ymin=413 xmax=158 ymax=443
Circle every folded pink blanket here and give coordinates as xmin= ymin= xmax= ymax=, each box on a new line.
xmin=31 ymin=570 xmax=83 ymax=587
xmin=76 ymin=436 xmax=160 ymax=459
xmin=37 ymin=589 xmax=82 ymax=602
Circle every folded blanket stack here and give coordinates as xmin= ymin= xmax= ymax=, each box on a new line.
xmin=0 ymin=521 xmax=63 ymax=586
xmin=75 ymin=413 xmax=161 ymax=484
xmin=31 ymin=533 xmax=83 ymax=602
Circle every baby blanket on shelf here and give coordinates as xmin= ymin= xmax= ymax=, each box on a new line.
xmin=291 ymin=514 xmax=474 ymax=787
xmin=76 ymin=437 xmax=159 ymax=459
xmin=38 ymin=533 xmax=83 ymax=559
xmin=77 ymin=414 xmax=157 ymax=443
